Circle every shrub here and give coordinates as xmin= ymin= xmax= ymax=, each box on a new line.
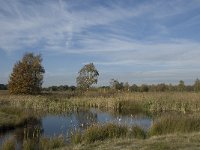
xmin=71 ymin=132 xmax=82 ymax=144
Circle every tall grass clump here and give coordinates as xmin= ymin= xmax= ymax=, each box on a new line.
xmin=84 ymin=123 xmax=128 ymax=143
xmin=1 ymin=138 xmax=15 ymax=150
xmin=71 ymin=131 xmax=82 ymax=144
xmin=23 ymin=139 xmax=36 ymax=150
xmin=72 ymin=123 xmax=128 ymax=144
xmin=115 ymin=100 xmax=148 ymax=114
xmin=128 ymin=126 xmax=146 ymax=139
xmin=39 ymin=136 xmax=65 ymax=150
xmin=149 ymin=114 xmax=200 ymax=136
xmin=22 ymin=136 xmax=65 ymax=150
xmin=71 ymin=123 xmax=147 ymax=144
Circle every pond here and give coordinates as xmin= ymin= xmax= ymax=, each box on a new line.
xmin=0 ymin=108 xmax=152 ymax=149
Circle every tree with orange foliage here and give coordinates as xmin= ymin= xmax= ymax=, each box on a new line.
xmin=8 ymin=53 xmax=45 ymax=94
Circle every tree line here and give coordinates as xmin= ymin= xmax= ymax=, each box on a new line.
xmin=0 ymin=84 xmax=7 ymax=90
xmin=108 ymin=79 xmax=200 ymax=92
xmin=42 ymin=79 xmax=200 ymax=93
xmin=2 ymin=52 xmax=200 ymax=94
xmin=43 ymin=85 xmax=76 ymax=92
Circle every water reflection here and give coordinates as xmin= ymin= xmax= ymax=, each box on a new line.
xmin=42 ymin=109 xmax=152 ymax=138
xmin=0 ymin=117 xmax=43 ymax=150
xmin=0 ymin=108 xmax=152 ymax=149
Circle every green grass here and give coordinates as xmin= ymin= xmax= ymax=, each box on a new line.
xmin=67 ymin=132 xmax=200 ymax=150
xmin=149 ymin=113 xmax=200 ymax=136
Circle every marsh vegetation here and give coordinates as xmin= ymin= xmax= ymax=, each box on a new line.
xmin=1 ymin=91 xmax=200 ymax=149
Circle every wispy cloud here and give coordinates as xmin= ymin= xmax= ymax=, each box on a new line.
xmin=1 ymin=0 xmax=199 ymax=54
xmin=0 ymin=0 xmax=152 ymax=52
xmin=1 ymin=0 xmax=200 ymax=85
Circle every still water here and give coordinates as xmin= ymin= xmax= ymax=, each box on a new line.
xmin=0 ymin=108 xmax=152 ymax=148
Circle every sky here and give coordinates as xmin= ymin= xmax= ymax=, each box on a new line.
xmin=1 ymin=0 xmax=200 ymax=86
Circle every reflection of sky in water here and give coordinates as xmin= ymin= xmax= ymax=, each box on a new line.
xmin=91 ymin=109 xmax=152 ymax=130
xmin=0 ymin=130 xmax=23 ymax=150
xmin=0 ymin=131 xmax=13 ymax=146
xmin=42 ymin=109 xmax=152 ymax=137
xmin=0 ymin=108 xmax=152 ymax=148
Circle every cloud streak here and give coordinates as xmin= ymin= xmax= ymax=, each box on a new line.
xmin=1 ymin=0 xmax=200 ymax=85
xmin=0 ymin=0 xmax=152 ymax=52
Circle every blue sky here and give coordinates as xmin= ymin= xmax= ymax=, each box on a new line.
xmin=1 ymin=0 xmax=200 ymax=86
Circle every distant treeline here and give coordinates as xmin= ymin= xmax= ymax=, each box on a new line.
xmin=0 ymin=84 xmax=7 ymax=90
xmin=43 ymin=85 xmax=76 ymax=91
xmin=1 ymin=80 xmax=200 ymax=92
xmin=42 ymin=79 xmax=200 ymax=92
xmin=105 ymin=79 xmax=200 ymax=92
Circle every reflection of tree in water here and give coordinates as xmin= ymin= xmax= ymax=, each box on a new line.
xmin=3 ymin=117 xmax=43 ymax=149
xmin=75 ymin=110 xmax=98 ymax=128
xmin=15 ymin=117 xmax=43 ymax=140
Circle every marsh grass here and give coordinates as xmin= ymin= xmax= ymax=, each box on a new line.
xmin=71 ymin=123 xmax=128 ymax=144
xmin=1 ymin=138 xmax=15 ymax=150
xmin=71 ymin=113 xmax=200 ymax=145
xmin=2 ymin=136 xmax=66 ymax=150
xmin=23 ymin=139 xmax=36 ymax=150
xmin=71 ymin=123 xmax=147 ymax=144
xmin=68 ymin=132 xmax=200 ymax=150
xmin=1 ymin=92 xmax=200 ymax=114
xmin=24 ymin=136 xmax=65 ymax=150
xmin=71 ymin=131 xmax=82 ymax=144
xmin=149 ymin=113 xmax=200 ymax=136
xmin=128 ymin=126 xmax=146 ymax=139
xmin=2 ymin=91 xmax=200 ymax=149
xmin=0 ymin=106 xmax=39 ymax=131
xmin=41 ymin=136 xmax=65 ymax=149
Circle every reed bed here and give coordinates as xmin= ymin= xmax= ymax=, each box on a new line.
xmin=1 ymin=92 xmax=200 ymax=113
xmin=71 ymin=123 xmax=145 ymax=144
